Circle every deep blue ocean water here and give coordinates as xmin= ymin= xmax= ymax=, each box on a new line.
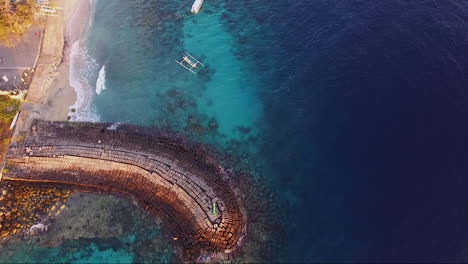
xmin=4 ymin=0 xmax=468 ymax=262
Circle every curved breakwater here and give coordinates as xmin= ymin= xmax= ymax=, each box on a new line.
xmin=11 ymin=0 xmax=468 ymax=262
xmin=3 ymin=120 xmax=282 ymax=262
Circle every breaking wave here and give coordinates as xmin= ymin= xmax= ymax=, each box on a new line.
xmin=96 ymin=64 xmax=106 ymax=95
xmin=68 ymin=41 xmax=100 ymax=122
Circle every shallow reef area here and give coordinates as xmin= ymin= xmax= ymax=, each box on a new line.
xmin=0 ymin=191 xmax=172 ymax=263
xmin=0 ymin=182 xmax=70 ymax=240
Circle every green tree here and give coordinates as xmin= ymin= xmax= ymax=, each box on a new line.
xmin=0 ymin=95 xmax=20 ymax=123
xmin=0 ymin=0 xmax=38 ymax=47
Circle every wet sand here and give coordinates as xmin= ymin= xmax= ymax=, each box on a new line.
xmin=42 ymin=0 xmax=92 ymax=121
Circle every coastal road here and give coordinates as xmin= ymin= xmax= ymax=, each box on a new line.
xmin=0 ymin=26 xmax=43 ymax=87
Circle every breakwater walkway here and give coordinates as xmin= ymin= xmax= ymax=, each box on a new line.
xmin=2 ymin=120 xmax=251 ymax=262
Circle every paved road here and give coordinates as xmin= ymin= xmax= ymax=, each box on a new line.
xmin=0 ymin=26 xmax=43 ymax=89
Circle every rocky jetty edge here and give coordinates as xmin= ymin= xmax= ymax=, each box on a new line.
xmin=1 ymin=120 xmax=283 ymax=263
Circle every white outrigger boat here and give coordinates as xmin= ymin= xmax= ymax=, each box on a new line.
xmin=175 ymin=52 xmax=205 ymax=74
xmin=36 ymin=0 xmax=62 ymax=16
xmin=191 ymin=0 xmax=204 ymax=14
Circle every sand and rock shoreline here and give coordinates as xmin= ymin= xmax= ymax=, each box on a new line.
xmin=13 ymin=0 xmax=90 ymax=139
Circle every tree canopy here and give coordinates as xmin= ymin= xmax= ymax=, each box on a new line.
xmin=0 ymin=0 xmax=37 ymax=47
xmin=0 ymin=95 xmax=20 ymax=123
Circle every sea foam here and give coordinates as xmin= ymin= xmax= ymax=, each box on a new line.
xmin=106 ymin=122 xmax=121 ymax=130
xmin=68 ymin=41 xmax=100 ymax=122
xmin=96 ymin=65 xmax=106 ymax=95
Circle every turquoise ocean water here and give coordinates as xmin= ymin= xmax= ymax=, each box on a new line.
xmin=2 ymin=0 xmax=281 ymax=262
xmin=5 ymin=0 xmax=468 ymax=262
xmin=85 ymin=0 xmax=267 ymax=149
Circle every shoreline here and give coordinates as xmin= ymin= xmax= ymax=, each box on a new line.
xmin=13 ymin=0 xmax=90 ymax=139
xmin=35 ymin=0 xmax=92 ymax=121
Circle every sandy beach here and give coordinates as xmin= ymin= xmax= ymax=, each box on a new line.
xmin=13 ymin=0 xmax=91 ymax=137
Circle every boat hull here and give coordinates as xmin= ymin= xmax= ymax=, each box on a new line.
xmin=191 ymin=0 xmax=204 ymax=13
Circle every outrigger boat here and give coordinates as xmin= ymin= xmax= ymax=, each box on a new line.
xmin=36 ymin=0 xmax=61 ymax=16
xmin=175 ymin=52 xmax=205 ymax=74
xmin=191 ymin=0 xmax=204 ymax=14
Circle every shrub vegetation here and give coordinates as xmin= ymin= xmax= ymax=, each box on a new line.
xmin=0 ymin=95 xmax=20 ymax=122
xmin=0 ymin=0 xmax=37 ymax=47
xmin=0 ymin=95 xmax=21 ymax=158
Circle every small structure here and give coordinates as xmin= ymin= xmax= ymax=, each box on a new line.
xmin=0 ymin=74 xmax=27 ymax=100
xmin=39 ymin=7 xmax=56 ymax=13
xmin=191 ymin=0 xmax=204 ymax=14
xmin=175 ymin=52 xmax=205 ymax=74
xmin=212 ymin=201 xmax=217 ymax=216
xmin=36 ymin=0 xmax=60 ymax=17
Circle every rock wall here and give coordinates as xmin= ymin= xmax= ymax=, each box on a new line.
xmin=3 ymin=120 xmax=254 ymax=262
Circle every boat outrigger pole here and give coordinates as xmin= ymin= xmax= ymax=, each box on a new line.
xmin=184 ymin=51 xmax=204 ymax=67
xmin=175 ymin=52 xmax=205 ymax=74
